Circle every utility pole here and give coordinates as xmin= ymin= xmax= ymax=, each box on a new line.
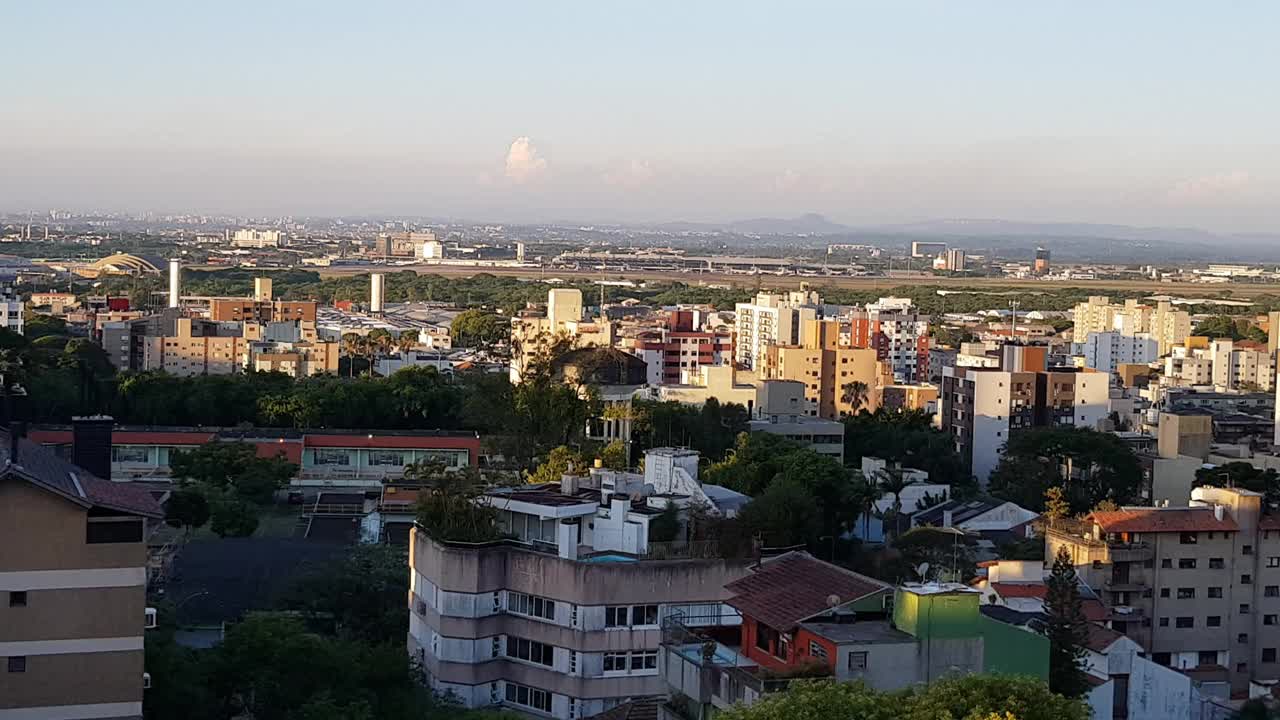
xmin=1009 ymin=300 xmax=1020 ymax=340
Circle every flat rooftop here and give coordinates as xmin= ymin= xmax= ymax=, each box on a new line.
xmin=801 ymin=619 xmax=915 ymax=645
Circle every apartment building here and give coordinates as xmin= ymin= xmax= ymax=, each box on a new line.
xmin=141 ymin=317 xmax=252 ymax=376
xmin=408 ymin=448 xmax=755 ymax=719
xmin=510 ymin=289 xmax=617 ymax=382
xmin=1211 ymin=340 xmax=1275 ymax=392
xmin=748 ymin=380 xmax=845 ymax=461
xmin=1 ymin=418 xmax=162 ymax=720
xmin=940 ymin=346 xmax=1109 ymax=482
xmin=1046 ymin=486 xmax=1280 ymax=695
xmin=628 ymin=311 xmax=732 ymax=386
xmin=0 ymin=288 xmax=22 ymax=336
xmin=733 ymin=291 xmax=820 ymax=371
xmin=230 ymin=228 xmax=283 ymax=248
xmin=1074 ymin=331 xmax=1158 ymax=374
xmin=761 ymin=318 xmax=888 ymax=419
xmin=209 ymin=298 xmax=317 ymax=323
xmin=1072 ymin=297 xmax=1191 ymax=356
xmin=250 ymin=341 xmax=340 ymax=377
xmin=843 ymin=297 xmax=931 ymax=384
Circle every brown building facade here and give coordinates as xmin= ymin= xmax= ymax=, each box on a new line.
xmin=210 ymin=299 xmax=317 ymax=323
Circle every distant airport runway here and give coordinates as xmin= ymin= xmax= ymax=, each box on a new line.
xmin=307 ymin=263 xmax=1280 ymax=299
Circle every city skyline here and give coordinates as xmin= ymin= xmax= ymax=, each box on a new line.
xmin=3 ymin=2 xmax=1279 ymax=232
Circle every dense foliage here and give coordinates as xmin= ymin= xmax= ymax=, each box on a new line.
xmin=1195 ymin=462 xmax=1280 ymax=510
xmin=842 ymin=409 xmax=975 ymax=496
xmin=988 ymin=427 xmax=1142 ymax=514
xmin=718 ymin=674 xmax=1087 ymax=720
xmin=1192 ymin=315 xmax=1268 ymax=342
xmin=1044 ymin=546 xmax=1091 ymax=698
xmin=168 ymin=442 xmax=299 ymax=537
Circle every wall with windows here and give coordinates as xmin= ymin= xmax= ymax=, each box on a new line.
xmin=303 ymin=447 xmax=468 ymax=474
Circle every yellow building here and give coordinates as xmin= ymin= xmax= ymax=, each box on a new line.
xmin=509 ymin=289 xmax=617 ymax=382
xmin=142 ymin=317 xmax=250 ymax=376
xmin=762 ymin=319 xmax=889 ymax=419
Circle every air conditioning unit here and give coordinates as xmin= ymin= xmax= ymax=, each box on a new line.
xmin=144 ymin=607 xmax=157 ymax=629
xmin=142 ymin=673 xmax=151 ymax=690
xmin=414 ymin=599 xmax=428 ymax=616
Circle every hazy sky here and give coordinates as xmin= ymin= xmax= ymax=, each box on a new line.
xmin=3 ymin=2 xmax=1279 ymax=231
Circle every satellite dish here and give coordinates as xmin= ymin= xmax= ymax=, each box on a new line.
xmin=916 ymin=563 xmax=931 ymax=580
xmin=826 ymin=594 xmax=841 ymax=608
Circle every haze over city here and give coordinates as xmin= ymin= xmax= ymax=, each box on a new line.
xmin=4 ymin=2 xmax=1279 ymax=232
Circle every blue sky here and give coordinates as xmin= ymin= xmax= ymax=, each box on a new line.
xmin=3 ymin=2 xmax=1278 ymax=231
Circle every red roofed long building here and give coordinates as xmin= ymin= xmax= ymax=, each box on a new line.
xmin=27 ymin=426 xmax=480 ymax=488
xmin=1046 ymin=485 xmax=1280 ymax=694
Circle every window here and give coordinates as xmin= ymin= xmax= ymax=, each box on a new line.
xmin=7 ymin=657 xmax=25 ymax=673
xmin=1160 ymin=588 xmax=1171 ymax=598
xmin=1180 ymin=532 xmax=1198 ymax=544
xmin=1239 ymin=633 xmax=1250 ymax=644
xmin=1209 ymin=587 xmax=1223 ymax=598
xmin=1199 ymin=651 xmax=1218 ymax=666
xmin=1179 ymin=559 xmax=1197 ymax=569
xmin=848 ymin=651 xmax=868 ymax=671
xmin=1177 ymin=587 xmax=1195 ymax=599
xmin=313 ymin=449 xmax=351 ymax=466
xmin=605 ymin=651 xmax=657 ymax=673
xmin=603 ymin=652 xmax=628 ymax=672
xmin=1270 ymin=557 xmax=1280 ymax=568
xmin=1209 ymin=558 xmax=1225 ymax=569
xmin=630 ymin=651 xmax=658 ymax=671
xmin=8 ymin=591 xmax=26 ymax=608
xmin=1241 ymin=604 xmax=1252 ymax=614
xmin=1242 ymin=575 xmax=1253 ymax=585
xmin=508 ymin=592 xmax=556 ymax=621
xmin=1161 ymin=559 xmax=1173 ymax=569
xmin=1207 ymin=616 xmax=1222 ymax=627
xmin=86 ymin=518 xmax=144 ymax=544
xmin=505 ymin=637 xmax=554 ymax=667
xmin=1176 ymin=617 xmax=1194 ymax=629
xmin=809 ymin=641 xmax=828 ymax=661
xmin=569 ymin=650 xmax=578 ymax=674
xmin=605 ymin=606 xmax=629 ymax=628
xmin=1244 ymin=545 xmax=1255 ymax=556
xmin=505 ymin=682 xmax=552 ymax=713
xmin=631 ymin=604 xmax=659 ymax=626
xmin=368 ymin=451 xmax=406 ymax=466
xmin=1159 ymin=617 xmax=1169 ymax=627
xmin=1265 ymin=649 xmax=1278 ymax=664
xmin=1268 ymin=587 xmax=1280 ymax=598
xmin=1238 ymin=662 xmax=1249 ymax=674
xmin=755 ymin=621 xmax=778 ymax=654
xmin=1152 ymin=652 xmax=1171 ymax=666
xmin=1267 ymin=615 xmax=1279 ymax=626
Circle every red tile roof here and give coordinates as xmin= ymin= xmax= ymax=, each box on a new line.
xmin=725 ymin=552 xmax=891 ymax=632
xmin=1091 ymin=508 xmax=1238 ymax=533
xmin=1258 ymin=514 xmax=1280 ymax=530
xmin=1082 ymin=599 xmax=1108 ymax=622
xmin=1083 ymin=622 xmax=1125 ymax=652
xmin=991 ymin=583 xmax=1047 ymax=599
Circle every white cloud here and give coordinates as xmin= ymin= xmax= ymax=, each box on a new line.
xmin=504 ymin=136 xmax=547 ymax=183
xmin=1168 ymin=170 xmax=1251 ymax=202
xmin=773 ymin=169 xmax=801 ymax=193
xmin=603 ymin=159 xmax=656 ymax=187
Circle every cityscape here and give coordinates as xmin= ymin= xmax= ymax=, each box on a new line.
xmin=4 ymin=4 xmax=1280 ymax=720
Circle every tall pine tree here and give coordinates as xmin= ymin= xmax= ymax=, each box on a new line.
xmin=1044 ymin=545 xmax=1091 ymax=698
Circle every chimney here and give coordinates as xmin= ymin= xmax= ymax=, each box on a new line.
xmin=1214 ymin=504 xmax=1225 ymax=522
xmin=370 ymin=273 xmax=385 ymax=313
xmin=942 ymin=509 xmax=953 ymax=527
xmin=72 ymin=415 xmax=115 ymax=481
xmin=168 ymin=259 xmax=181 ymax=309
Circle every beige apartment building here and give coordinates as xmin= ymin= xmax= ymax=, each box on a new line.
xmin=141 ymin=317 xmax=252 ymax=376
xmin=251 ymin=343 xmax=340 ymax=377
xmin=1073 ymin=296 xmax=1192 ymax=356
xmin=509 ymin=289 xmax=617 ymax=382
xmin=1 ymin=419 xmax=162 ymax=720
xmin=761 ymin=318 xmax=888 ymax=419
xmin=1047 ymin=486 xmax=1280 ymax=694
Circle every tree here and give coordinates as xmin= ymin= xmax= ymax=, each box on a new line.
xmin=527 ymin=445 xmax=587 ymax=485
xmin=600 ymin=439 xmax=628 ymax=470
xmin=1196 ymin=462 xmax=1280 ymax=510
xmin=738 ymin=476 xmax=822 ymax=547
xmin=414 ymin=470 xmax=501 ymax=543
xmin=165 ymin=488 xmax=211 ymax=532
xmin=1043 ymin=487 xmax=1070 ymax=522
xmin=988 ymin=427 xmax=1141 ymax=514
xmin=871 ymin=467 xmax=912 ymax=542
xmin=842 ymin=409 xmax=974 ymax=497
xmin=279 ymin=544 xmax=410 ymax=644
xmin=1044 ymin=546 xmax=1090 ymax=698
xmin=648 ymin=502 xmax=681 ymax=543
xmin=717 ymin=675 xmax=1087 ymax=720
xmin=1193 ymin=315 xmax=1248 ymax=340
xmin=450 ymin=309 xmax=508 ymax=349
xmin=170 ymin=442 xmax=297 ymax=505
xmin=840 ymin=380 xmax=870 ymax=416
xmin=894 ymin=526 xmax=976 ymax=583
xmin=209 ymin=494 xmax=260 ymax=538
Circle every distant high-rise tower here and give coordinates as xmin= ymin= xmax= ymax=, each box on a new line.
xmin=168 ymin=259 xmax=181 ymax=308
xmin=516 ymin=242 xmax=526 ymax=263
xmin=1034 ymin=247 xmax=1050 ymax=275
xmin=370 ymin=273 xmax=386 ymax=313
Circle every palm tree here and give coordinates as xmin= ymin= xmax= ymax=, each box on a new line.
xmin=341 ymin=333 xmax=363 ymax=378
xmin=851 ymin=478 xmax=883 ymax=541
xmin=840 ymin=380 xmax=870 ymax=416
xmin=872 ymin=467 xmax=912 ymax=542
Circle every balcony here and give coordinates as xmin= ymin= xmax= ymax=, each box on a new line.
xmin=1103 ymin=579 xmax=1147 ymax=592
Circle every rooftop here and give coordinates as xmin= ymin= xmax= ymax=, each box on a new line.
xmin=913 ymin=496 xmax=1007 ymax=526
xmin=725 ymin=552 xmax=891 ymax=632
xmin=1 ymin=429 xmax=161 ymax=518
xmin=800 ymin=619 xmax=915 ymax=645
xmin=1090 ymin=507 xmax=1238 ymax=533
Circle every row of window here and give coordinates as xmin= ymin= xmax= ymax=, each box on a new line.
xmin=1159 ymin=614 xmax=1280 ymax=629
xmin=605 ymin=604 xmax=659 ymax=628
xmin=508 ymin=592 xmax=556 ymax=621
xmin=603 ymin=650 xmax=657 ymax=672
xmin=505 ymin=682 xmax=552 ymax=713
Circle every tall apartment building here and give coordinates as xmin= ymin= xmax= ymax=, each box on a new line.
xmin=209 ymin=299 xmax=317 ymax=323
xmin=250 ymin=340 xmax=340 ymax=377
xmin=1210 ymin=340 xmax=1275 ymax=392
xmin=376 ymin=231 xmax=436 ymax=257
xmin=408 ymin=449 xmax=753 ymax=719
xmin=843 ymin=297 xmax=931 ymax=384
xmin=629 ymin=311 xmax=732 ymax=386
xmin=733 ymin=291 xmax=820 ymax=370
xmin=940 ymin=346 xmax=1109 ymax=482
xmin=1034 ymin=247 xmax=1051 ymax=275
xmin=0 ymin=288 xmax=23 ymax=336
xmin=1046 ymin=485 xmax=1280 ymax=695
xmin=1073 ymin=331 xmax=1158 ymax=374
xmin=761 ymin=319 xmax=887 ymax=419
xmin=141 ymin=317 xmax=254 ymax=376
xmin=510 ymin=289 xmax=616 ymax=382
xmin=230 ymin=228 xmax=283 ymax=248
xmin=1073 ymin=297 xmax=1191 ymax=356
xmin=1 ymin=418 xmax=162 ymax=719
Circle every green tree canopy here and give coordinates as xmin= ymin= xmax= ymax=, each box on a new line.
xmin=278 ymin=544 xmax=410 ymax=644
xmin=988 ymin=427 xmax=1141 ymax=515
xmin=450 ymin=309 xmax=509 ymax=348
xmin=1044 ymin=546 xmax=1091 ymax=698
xmin=843 ymin=409 xmax=975 ymax=496
xmin=1196 ymin=462 xmax=1280 ymax=510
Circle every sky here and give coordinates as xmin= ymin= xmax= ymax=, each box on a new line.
xmin=2 ymin=1 xmax=1279 ymax=232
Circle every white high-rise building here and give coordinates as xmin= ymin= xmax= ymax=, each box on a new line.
xmin=1071 ymin=296 xmax=1190 ymax=356
xmin=168 ymin=259 xmax=182 ymax=309
xmin=0 ymin=288 xmax=23 ymax=335
xmin=733 ymin=290 xmax=819 ymax=370
xmin=420 ymin=240 xmax=445 ymax=260
xmin=1072 ymin=331 xmax=1158 ymax=374
xmin=231 ymin=229 xmax=284 ymax=248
